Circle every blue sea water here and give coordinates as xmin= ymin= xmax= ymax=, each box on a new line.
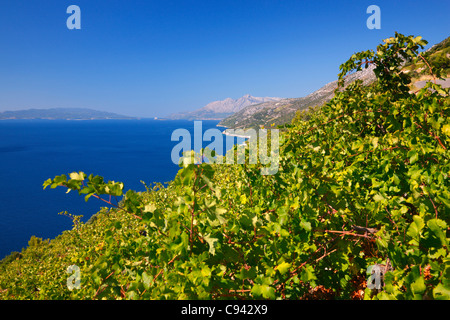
xmin=0 ymin=119 xmax=243 ymax=259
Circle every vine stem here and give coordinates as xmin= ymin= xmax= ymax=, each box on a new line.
xmin=414 ymin=121 xmax=447 ymax=150
xmin=428 ymin=195 xmax=439 ymax=219
xmin=94 ymin=271 xmax=115 ymax=297
xmin=90 ymin=194 xmax=142 ymax=220
xmin=189 ymin=166 xmax=200 ymax=254
xmin=77 ymin=180 xmax=143 ymax=220
xmin=151 ymin=255 xmax=179 ymax=285
xmin=417 ymin=53 xmax=437 ymax=84
xmin=315 ymin=248 xmax=338 ymax=263
xmin=315 ymin=229 xmax=376 ymax=239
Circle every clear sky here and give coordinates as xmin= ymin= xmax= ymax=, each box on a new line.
xmin=0 ymin=0 xmax=449 ymax=117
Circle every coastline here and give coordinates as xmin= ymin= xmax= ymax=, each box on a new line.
xmin=221 ymin=129 xmax=251 ymax=139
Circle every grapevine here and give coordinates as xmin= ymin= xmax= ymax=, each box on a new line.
xmin=1 ymin=33 xmax=449 ymax=300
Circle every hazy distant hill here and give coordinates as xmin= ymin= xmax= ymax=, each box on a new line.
xmin=167 ymin=94 xmax=283 ymax=120
xmin=0 ymin=108 xmax=135 ymax=120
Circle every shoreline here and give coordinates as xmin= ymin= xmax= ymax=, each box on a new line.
xmin=221 ymin=130 xmax=251 ymax=139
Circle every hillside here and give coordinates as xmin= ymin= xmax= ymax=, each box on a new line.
xmin=219 ymin=35 xmax=450 ymax=129
xmin=1 ymin=33 xmax=449 ymax=301
xmin=403 ymin=35 xmax=450 ymax=89
xmin=219 ymin=65 xmax=376 ymax=128
xmin=167 ymin=94 xmax=283 ymax=120
xmin=0 ymin=108 xmax=135 ymax=120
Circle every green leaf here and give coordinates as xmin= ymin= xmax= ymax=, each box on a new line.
xmin=410 ymin=276 xmax=426 ymax=295
xmin=42 ymin=178 xmax=52 ymax=189
xmin=69 ymin=172 xmax=85 ymax=181
xmin=144 ymin=203 xmax=157 ymax=213
xmin=214 ymin=207 xmax=227 ymax=225
xmin=299 ymin=264 xmax=316 ymax=283
xmin=300 ymin=220 xmax=312 ymax=232
xmin=442 ymin=124 xmax=450 ymax=136
xmin=373 ymin=193 xmax=385 ymax=202
xmin=203 ymin=233 xmax=218 ymax=255
xmin=406 ymin=266 xmax=426 ymax=298
xmin=408 ymin=150 xmax=419 ymax=164
xmin=251 ymin=283 xmax=275 ymax=299
xmin=433 ymin=283 xmax=450 ymax=300
xmin=427 ymin=219 xmax=448 ymax=246
xmin=407 ymin=215 xmax=425 ymax=239
xmin=276 ymin=262 xmax=291 ymax=275
xmin=201 ymin=266 xmax=211 ymax=278
xmin=372 ymin=137 xmax=379 ymax=149
xmin=142 ymin=271 xmax=152 ymax=290
xmin=127 ymin=290 xmax=139 ymax=300
xmin=437 ymin=194 xmax=450 ymax=209
xmin=376 ymin=236 xmax=389 ymax=249
xmin=85 ymin=193 xmax=95 ymax=202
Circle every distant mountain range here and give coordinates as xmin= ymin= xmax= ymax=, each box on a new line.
xmin=167 ymin=94 xmax=283 ymax=120
xmin=0 ymin=108 xmax=135 ymax=120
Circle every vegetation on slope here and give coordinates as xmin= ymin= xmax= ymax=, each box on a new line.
xmin=1 ymin=33 xmax=449 ymax=300
xmin=219 ymin=63 xmax=376 ymax=129
xmin=403 ymin=35 xmax=450 ymax=85
xmin=220 ymin=35 xmax=449 ymax=129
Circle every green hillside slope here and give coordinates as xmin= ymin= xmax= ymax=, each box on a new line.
xmin=403 ymin=35 xmax=450 ymax=87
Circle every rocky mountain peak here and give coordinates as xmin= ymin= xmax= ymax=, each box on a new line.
xmin=167 ymin=94 xmax=283 ymax=120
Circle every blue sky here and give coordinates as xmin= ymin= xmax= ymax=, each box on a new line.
xmin=0 ymin=0 xmax=449 ymax=117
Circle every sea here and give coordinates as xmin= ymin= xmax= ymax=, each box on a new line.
xmin=0 ymin=119 xmax=245 ymax=259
